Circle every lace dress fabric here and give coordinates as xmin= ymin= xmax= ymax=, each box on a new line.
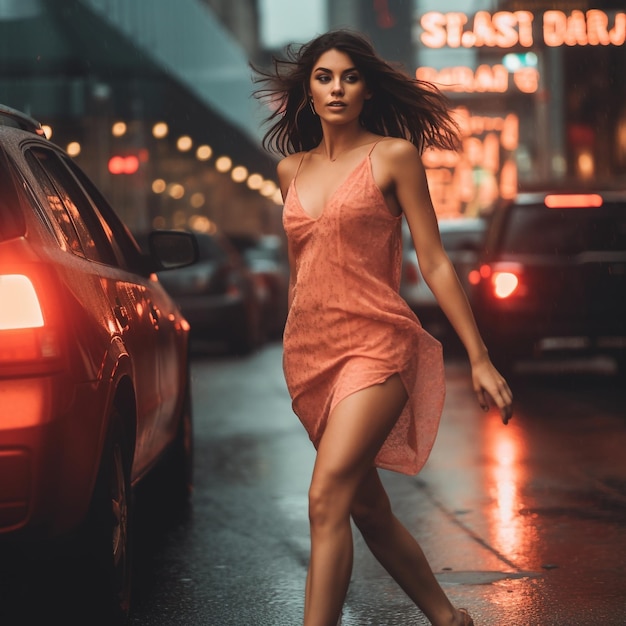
xmin=282 ymin=146 xmax=445 ymax=475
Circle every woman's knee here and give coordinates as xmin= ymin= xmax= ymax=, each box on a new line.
xmin=308 ymin=481 xmax=328 ymax=526
xmin=308 ymin=473 xmax=350 ymax=529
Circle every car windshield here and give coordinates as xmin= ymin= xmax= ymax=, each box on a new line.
xmin=502 ymin=203 xmax=626 ymax=255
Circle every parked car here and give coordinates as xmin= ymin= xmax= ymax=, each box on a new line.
xmin=228 ymin=233 xmax=289 ymax=339
xmin=469 ymin=189 xmax=626 ymax=375
xmin=137 ymin=230 xmax=263 ymax=354
xmin=0 ymin=104 xmax=197 ymax=622
xmin=401 ymin=216 xmax=487 ymax=340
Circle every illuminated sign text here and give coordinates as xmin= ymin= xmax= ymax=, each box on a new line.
xmin=417 ymin=10 xmax=626 ymax=48
xmin=416 ymin=65 xmax=539 ymax=94
xmin=424 ymin=110 xmax=519 ymax=218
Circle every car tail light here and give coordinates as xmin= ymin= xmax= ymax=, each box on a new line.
xmin=475 ymin=263 xmax=525 ymax=300
xmin=0 ymin=275 xmax=44 ymax=329
xmin=544 ymin=194 xmax=602 ymax=208
xmin=468 ymin=271 xmax=479 ymax=285
xmin=0 ymin=273 xmax=62 ymax=368
xmin=492 ymin=271 xmax=519 ymax=299
xmin=468 ymin=264 xmax=490 ymax=286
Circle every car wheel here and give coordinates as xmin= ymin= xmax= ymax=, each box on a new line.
xmin=79 ymin=411 xmax=133 ymax=624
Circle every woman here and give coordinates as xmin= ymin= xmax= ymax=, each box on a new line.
xmin=253 ymin=30 xmax=513 ymax=626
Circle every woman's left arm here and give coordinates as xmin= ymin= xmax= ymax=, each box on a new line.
xmin=381 ymin=140 xmax=513 ymax=424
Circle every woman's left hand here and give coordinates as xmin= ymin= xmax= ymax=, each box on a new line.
xmin=471 ymin=355 xmax=513 ymax=425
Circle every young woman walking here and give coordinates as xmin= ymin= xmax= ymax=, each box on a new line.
xmin=254 ymin=29 xmax=513 ymax=626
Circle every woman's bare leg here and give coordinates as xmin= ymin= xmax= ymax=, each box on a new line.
xmin=351 ymin=469 xmax=471 ymax=625
xmin=303 ymin=375 xmax=408 ymax=626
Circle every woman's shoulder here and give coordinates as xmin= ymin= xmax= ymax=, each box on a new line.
xmin=371 ymin=138 xmax=423 ymax=178
xmin=277 ymin=152 xmax=305 ymax=177
xmin=375 ymin=137 xmax=420 ymax=160
xmin=277 ymin=152 xmax=306 ymax=193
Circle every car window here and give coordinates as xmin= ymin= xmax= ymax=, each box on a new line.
xmin=25 ymin=150 xmax=85 ymax=256
xmin=439 ymin=226 xmax=485 ymax=252
xmin=0 ymin=146 xmax=26 ymax=240
xmin=502 ymin=204 xmax=626 ymax=255
xmin=65 ymin=155 xmax=145 ymax=271
xmin=26 ymin=147 xmax=117 ymax=265
xmin=21 ymin=172 xmax=72 ymax=250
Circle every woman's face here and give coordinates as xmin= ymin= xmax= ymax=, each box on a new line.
xmin=308 ymin=48 xmax=371 ymax=125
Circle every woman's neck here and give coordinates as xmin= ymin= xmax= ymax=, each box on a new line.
xmin=316 ymin=125 xmax=376 ymax=162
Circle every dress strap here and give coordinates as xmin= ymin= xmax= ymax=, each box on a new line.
xmin=293 ymin=151 xmax=307 ymax=181
xmin=367 ymin=139 xmax=385 ymax=156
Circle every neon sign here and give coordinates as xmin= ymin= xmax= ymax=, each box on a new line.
xmin=416 ymin=65 xmax=539 ymax=94
xmin=417 ymin=10 xmax=626 ymax=49
xmin=544 ymin=10 xmax=625 ymax=46
xmin=423 ymin=110 xmax=519 ymax=218
xmin=419 ymin=11 xmax=534 ymax=48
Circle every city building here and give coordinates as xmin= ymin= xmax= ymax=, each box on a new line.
xmin=326 ymin=0 xmax=626 ymax=217
xmin=0 ymin=0 xmax=281 ymax=237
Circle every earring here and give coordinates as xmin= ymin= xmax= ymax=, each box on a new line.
xmin=308 ymin=97 xmax=317 ymax=116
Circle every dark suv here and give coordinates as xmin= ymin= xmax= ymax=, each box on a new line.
xmin=469 ymin=190 xmax=626 ymax=375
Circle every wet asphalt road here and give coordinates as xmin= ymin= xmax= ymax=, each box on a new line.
xmin=1 ymin=341 xmax=624 ymax=625
xmin=126 ymin=341 xmax=626 ymax=626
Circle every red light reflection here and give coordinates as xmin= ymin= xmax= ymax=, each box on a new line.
xmin=483 ymin=417 xmax=535 ymax=565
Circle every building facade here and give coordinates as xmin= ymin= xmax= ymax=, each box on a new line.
xmin=0 ymin=0 xmax=282 ymax=237
xmin=2 ymin=0 xmax=624 ymax=229
xmin=327 ymin=0 xmax=626 ymax=217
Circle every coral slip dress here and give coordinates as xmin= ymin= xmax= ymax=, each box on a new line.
xmin=282 ymin=141 xmax=445 ymax=476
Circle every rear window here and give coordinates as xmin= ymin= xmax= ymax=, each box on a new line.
xmin=0 ymin=147 xmax=26 ymax=240
xmin=501 ymin=203 xmax=626 ymax=255
xmin=440 ymin=224 xmax=486 ymax=252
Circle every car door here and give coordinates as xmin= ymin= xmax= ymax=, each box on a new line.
xmin=23 ymin=145 xmax=164 ymax=475
xmin=61 ymin=152 xmax=188 ymax=466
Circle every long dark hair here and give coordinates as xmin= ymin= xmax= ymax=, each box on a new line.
xmin=252 ymin=29 xmax=460 ymax=156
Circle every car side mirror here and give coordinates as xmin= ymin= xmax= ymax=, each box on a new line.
xmin=148 ymin=230 xmax=198 ymax=270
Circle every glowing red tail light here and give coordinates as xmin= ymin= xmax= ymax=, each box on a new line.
xmin=474 ymin=263 xmax=525 ymax=300
xmin=468 ymin=269 xmax=481 ymax=286
xmin=0 ymin=274 xmax=61 ymax=366
xmin=492 ymin=271 xmax=519 ymax=299
xmin=0 ymin=275 xmax=44 ymax=329
xmin=544 ymin=194 xmax=602 ymax=208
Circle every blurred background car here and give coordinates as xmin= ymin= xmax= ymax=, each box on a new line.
xmin=469 ymin=189 xmax=626 ymax=376
xmin=401 ymin=216 xmax=487 ymax=344
xmin=228 ymin=233 xmax=289 ymax=340
xmin=136 ymin=229 xmax=264 ymax=355
xmin=0 ymin=104 xmax=197 ymax=623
